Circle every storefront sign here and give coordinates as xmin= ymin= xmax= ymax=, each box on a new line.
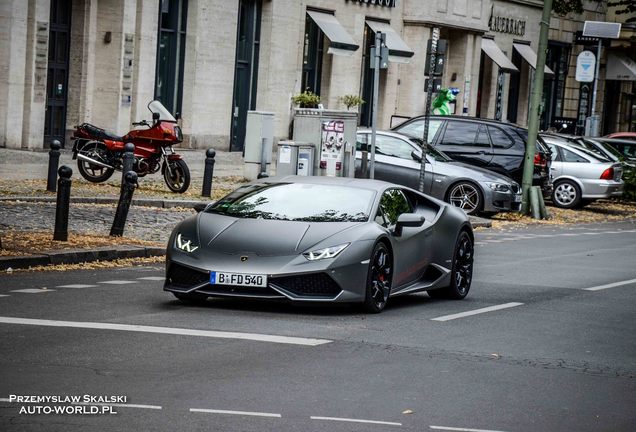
xmin=345 ymin=0 xmax=396 ymax=7
xmin=488 ymin=5 xmax=526 ymax=36
xmin=320 ymin=120 xmax=345 ymax=173
xmin=575 ymin=50 xmax=595 ymax=82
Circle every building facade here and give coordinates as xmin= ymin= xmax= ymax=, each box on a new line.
xmin=1 ymin=0 xmax=631 ymax=152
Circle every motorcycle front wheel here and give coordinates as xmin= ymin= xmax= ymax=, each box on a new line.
xmin=77 ymin=141 xmax=115 ymax=183
xmin=163 ymin=159 xmax=190 ymax=193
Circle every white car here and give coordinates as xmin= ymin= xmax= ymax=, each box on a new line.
xmin=541 ymin=136 xmax=624 ymax=208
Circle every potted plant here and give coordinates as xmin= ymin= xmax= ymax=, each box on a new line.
xmin=291 ymin=91 xmax=321 ymax=108
xmin=340 ymin=94 xmax=365 ymax=111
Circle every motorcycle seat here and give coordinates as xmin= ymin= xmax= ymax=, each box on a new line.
xmin=79 ymin=123 xmax=124 ymax=142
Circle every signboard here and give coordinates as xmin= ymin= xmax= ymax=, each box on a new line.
xmin=345 ymin=0 xmax=396 ymax=7
xmin=320 ymin=120 xmax=345 ymax=172
xmin=576 ymin=83 xmax=591 ymax=135
xmin=575 ymin=51 xmax=595 ymax=82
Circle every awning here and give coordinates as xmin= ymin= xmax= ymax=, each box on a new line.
xmin=512 ymin=43 xmax=554 ymax=75
xmin=606 ymin=52 xmax=636 ymax=80
xmin=481 ymin=38 xmax=518 ymax=72
xmin=365 ymin=20 xmax=414 ymax=63
xmin=307 ymin=10 xmax=358 ymax=56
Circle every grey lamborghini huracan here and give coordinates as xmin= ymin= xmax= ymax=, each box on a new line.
xmin=164 ymin=176 xmax=474 ymax=313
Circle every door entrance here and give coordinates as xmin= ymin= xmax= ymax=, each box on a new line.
xmin=230 ymin=0 xmax=262 ymax=152
xmin=44 ymin=0 xmax=72 ymax=147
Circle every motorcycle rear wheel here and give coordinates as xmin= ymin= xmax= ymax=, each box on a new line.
xmin=163 ymin=159 xmax=190 ymax=193
xmin=77 ymin=141 xmax=115 ymax=183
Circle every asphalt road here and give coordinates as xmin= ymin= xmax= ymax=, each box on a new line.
xmin=0 ymin=221 xmax=635 ymax=431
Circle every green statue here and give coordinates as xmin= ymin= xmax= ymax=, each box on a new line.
xmin=432 ymin=88 xmax=458 ymax=116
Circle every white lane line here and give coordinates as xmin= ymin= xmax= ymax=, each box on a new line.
xmin=0 ymin=398 xmax=10 ymax=402
xmin=98 ymin=280 xmax=136 ymax=285
xmin=0 ymin=317 xmax=331 ymax=346
xmin=0 ymin=295 xmax=9 ymax=298
xmin=9 ymin=289 xmax=55 ymax=294
xmin=583 ymin=278 xmax=636 ymax=292
xmin=431 ymin=302 xmax=524 ymax=322
xmin=311 ymin=416 xmax=402 ymax=426
xmin=136 ymin=277 xmax=165 ymax=281
xmin=56 ymin=284 xmax=98 ymax=289
xmin=75 ymin=402 xmax=162 ymax=410
xmin=430 ymin=426 xmax=509 ymax=432
xmin=190 ymin=408 xmax=281 ymax=418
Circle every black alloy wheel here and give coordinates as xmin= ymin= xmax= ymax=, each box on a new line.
xmin=363 ymin=242 xmax=393 ymax=313
xmin=428 ymin=231 xmax=473 ymax=299
xmin=77 ymin=141 xmax=115 ymax=183
xmin=163 ymin=159 xmax=191 ymax=193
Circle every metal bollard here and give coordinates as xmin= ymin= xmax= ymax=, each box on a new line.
xmin=47 ymin=140 xmax=62 ymax=192
xmin=121 ymin=143 xmax=135 ymax=186
xmin=53 ymin=165 xmax=73 ymax=241
xmin=201 ymin=148 xmax=216 ymax=197
xmin=110 ymin=171 xmax=138 ymax=237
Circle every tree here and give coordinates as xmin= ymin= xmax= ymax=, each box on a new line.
xmin=553 ymin=0 xmax=585 ymax=15
xmin=608 ymin=0 xmax=636 ymax=23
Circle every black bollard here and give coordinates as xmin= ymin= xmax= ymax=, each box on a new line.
xmin=110 ymin=171 xmax=138 ymax=237
xmin=121 ymin=143 xmax=135 ymax=186
xmin=201 ymin=148 xmax=216 ymax=197
xmin=53 ymin=165 xmax=73 ymax=241
xmin=47 ymin=140 xmax=61 ymax=192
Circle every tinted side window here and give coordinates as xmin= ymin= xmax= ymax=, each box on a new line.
xmin=375 ymin=135 xmax=415 ymax=159
xmin=488 ymin=126 xmax=515 ymax=149
xmin=440 ymin=121 xmax=479 ymax=146
xmin=396 ymin=119 xmax=443 ymax=144
xmin=561 ymin=148 xmax=589 ymax=163
xmin=356 ymin=133 xmax=367 ymax=152
xmin=475 ymin=125 xmax=491 ymax=147
xmin=379 ymin=189 xmax=412 ymax=226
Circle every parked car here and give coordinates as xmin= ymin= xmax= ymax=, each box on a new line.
xmin=355 ymin=130 xmax=522 ymax=215
xmin=540 ymin=135 xmax=624 ymax=208
xmin=391 ymin=115 xmax=552 ymax=193
xmin=165 ymin=176 xmax=475 ymax=313
xmin=604 ymin=132 xmax=636 ymax=141
xmin=594 ymin=138 xmax=636 ymax=161
xmin=541 ymin=133 xmax=636 ymax=168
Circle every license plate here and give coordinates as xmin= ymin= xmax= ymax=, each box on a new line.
xmin=210 ymin=272 xmax=267 ymax=287
xmin=512 ymin=194 xmax=522 ymax=203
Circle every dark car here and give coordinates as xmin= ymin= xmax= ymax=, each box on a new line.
xmin=391 ymin=116 xmax=552 ymax=192
xmin=595 ymin=138 xmax=636 ymax=161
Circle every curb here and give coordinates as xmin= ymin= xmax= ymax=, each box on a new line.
xmin=0 ymin=196 xmax=206 ymax=209
xmin=469 ymin=216 xmax=492 ymax=228
xmin=0 ymin=246 xmax=165 ymax=271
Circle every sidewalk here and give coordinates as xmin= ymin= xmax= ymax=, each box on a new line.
xmin=1 ymin=147 xmax=492 ymax=270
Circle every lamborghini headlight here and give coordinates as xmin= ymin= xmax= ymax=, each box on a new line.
xmin=175 ymin=233 xmax=199 ymax=253
xmin=303 ymin=243 xmax=349 ymax=261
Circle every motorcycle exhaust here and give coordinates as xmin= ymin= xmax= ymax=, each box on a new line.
xmin=77 ymin=153 xmax=115 ymax=170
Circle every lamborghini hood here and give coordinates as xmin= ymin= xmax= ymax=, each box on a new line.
xmin=198 ymin=214 xmax=361 ymax=256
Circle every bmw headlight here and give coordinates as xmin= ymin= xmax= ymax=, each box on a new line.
xmin=303 ymin=243 xmax=349 ymax=261
xmin=175 ymin=233 xmax=199 ymax=253
xmin=486 ymin=182 xmax=511 ymax=192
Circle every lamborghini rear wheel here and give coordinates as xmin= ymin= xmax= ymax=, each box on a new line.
xmin=363 ymin=242 xmax=393 ymax=313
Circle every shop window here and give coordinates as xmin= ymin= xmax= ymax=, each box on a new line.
xmin=301 ymin=15 xmax=324 ymax=95
xmin=155 ymin=0 xmax=188 ymax=117
xmin=541 ymin=42 xmax=570 ymax=130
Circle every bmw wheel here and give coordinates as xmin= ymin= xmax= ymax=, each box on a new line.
xmin=447 ymin=182 xmax=482 ymax=215
xmin=428 ymin=231 xmax=473 ymax=299
xmin=363 ymin=242 xmax=393 ymax=313
xmin=552 ymin=180 xmax=581 ymax=209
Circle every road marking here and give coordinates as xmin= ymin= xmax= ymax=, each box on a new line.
xmin=75 ymin=402 xmax=162 ymax=410
xmin=431 ymin=302 xmax=524 ymax=322
xmin=0 ymin=317 xmax=332 ymax=346
xmin=430 ymin=426 xmax=509 ymax=432
xmin=9 ymin=289 xmax=55 ymax=294
xmin=0 ymin=295 xmax=9 ymax=298
xmin=0 ymin=398 xmax=10 ymax=402
xmin=136 ymin=276 xmax=165 ymax=281
xmin=583 ymin=278 xmax=636 ymax=292
xmin=190 ymin=408 xmax=281 ymax=418
xmin=311 ymin=416 xmax=402 ymax=426
xmin=56 ymin=284 xmax=98 ymax=289
xmin=98 ymin=280 xmax=136 ymax=285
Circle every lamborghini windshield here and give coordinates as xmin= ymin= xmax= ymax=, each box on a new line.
xmin=207 ymin=183 xmax=375 ymax=222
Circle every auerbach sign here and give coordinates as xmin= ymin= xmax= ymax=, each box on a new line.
xmin=488 ymin=5 xmax=526 ymax=36
xmin=345 ymin=0 xmax=396 ymax=7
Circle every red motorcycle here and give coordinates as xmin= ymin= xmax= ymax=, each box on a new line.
xmin=71 ymin=100 xmax=190 ymax=193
